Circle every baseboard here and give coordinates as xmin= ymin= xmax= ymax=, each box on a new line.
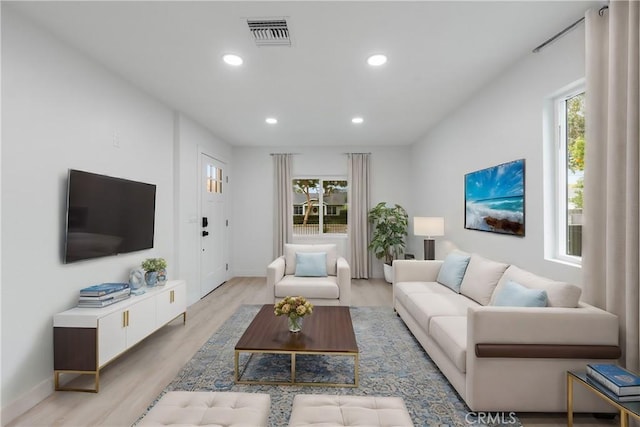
xmin=231 ymin=270 xmax=265 ymax=277
xmin=1 ymin=377 xmax=54 ymax=426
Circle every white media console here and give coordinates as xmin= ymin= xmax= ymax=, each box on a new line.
xmin=53 ymin=279 xmax=186 ymax=392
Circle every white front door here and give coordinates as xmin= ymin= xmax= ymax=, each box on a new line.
xmin=200 ymin=153 xmax=227 ymax=297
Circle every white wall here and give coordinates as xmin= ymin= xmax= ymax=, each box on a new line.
xmin=231 ymin=146 xmax=411 ymax=278
xmin=174 ymin=114 xmax=232 ymax=305
xmin=409 ymin=26 xmax=585 ymax=285
xmin=0 ymin=8 xmax=233 ymax=421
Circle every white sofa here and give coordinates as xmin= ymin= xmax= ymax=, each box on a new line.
xmin=393 ymin=253 xmax=621 ymax=413
xmin=267 ymin=243 xmax=351 ymax=306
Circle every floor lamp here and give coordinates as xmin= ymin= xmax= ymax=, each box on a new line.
xmin=414 ymin=217 xmax=444 ymax=260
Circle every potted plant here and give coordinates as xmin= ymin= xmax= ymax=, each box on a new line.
xmin=141 ymin=258 xmax=167 ymax=287
xmin=368 ymin=202 xmax=409 ymax=283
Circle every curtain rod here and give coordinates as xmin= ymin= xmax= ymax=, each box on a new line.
xmin=532 ymin=5 xmax=608 ymax=53
xmin=269 ymin=153 xmax=300 ymax=156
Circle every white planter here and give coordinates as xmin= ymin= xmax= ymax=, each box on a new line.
xmin=383 ymin=263 xmax=393 ymax=283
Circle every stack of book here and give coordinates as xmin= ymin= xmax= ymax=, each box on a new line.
xmin=586 ymin=363 xmax=640 ymax=402
xmin=78 ymin=282 xmax=131 ymax=308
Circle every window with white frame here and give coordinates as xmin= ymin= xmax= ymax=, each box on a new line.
xmin=292 ymin=178 xmax=348 ymax=235
xmin=554 ymin=87 xmax=585 ymax=262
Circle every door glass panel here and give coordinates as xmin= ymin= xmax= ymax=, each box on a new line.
xmin=206 ymin=165 xmax=223 ymax=194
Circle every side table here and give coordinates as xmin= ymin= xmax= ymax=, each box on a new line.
xmin=567 ymin=370 xmax=640 ymax=427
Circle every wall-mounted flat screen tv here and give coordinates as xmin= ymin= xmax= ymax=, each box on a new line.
xmin=64 ymin=169 xmax=156 ymax=263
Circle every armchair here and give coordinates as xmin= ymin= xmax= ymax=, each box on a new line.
xmin=266 ymin=243 xmax=351 ymax=306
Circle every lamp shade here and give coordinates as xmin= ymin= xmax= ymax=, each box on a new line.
xmin=414 ymin=217 xmax=444 ymax=237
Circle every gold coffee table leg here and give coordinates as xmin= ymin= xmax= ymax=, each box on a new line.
xmin=291 ymin=353 xmax=296 ymax=384
xmin=234 ymin=351 xmax=239 ymax=382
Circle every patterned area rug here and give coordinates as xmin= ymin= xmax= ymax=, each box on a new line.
xmin=144 ymin=305 xmax=521 ymax=426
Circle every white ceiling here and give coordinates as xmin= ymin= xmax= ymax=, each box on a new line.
xmin=8 ymin=1 xmax=601 ymax=147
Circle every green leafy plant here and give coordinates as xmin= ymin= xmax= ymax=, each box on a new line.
xmin=368 ymin=202 xmax=409 ymax=265
xmin=141 ymin=258 xmax=167 ymax=272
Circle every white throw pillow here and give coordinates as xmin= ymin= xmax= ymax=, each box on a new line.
xmin=459 ymin=254 xmax=509 ymax=305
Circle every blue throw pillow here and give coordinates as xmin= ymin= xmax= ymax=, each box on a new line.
xmin=436 ymin=251 xmax=471 ymax=293
xmin=493 ymin=280 xmax=548 ymax=307
xmin=294 ymin=252 xmax=328 ymax=277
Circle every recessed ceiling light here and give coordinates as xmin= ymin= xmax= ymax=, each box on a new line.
xmin=367 ymin=54 xmax=387 ymax=66
xmin=352 ymin=117 xmax=364 ymax=124
xmin=222 ymin=54 xmax=243 ymax=66
xmin=265 ymin=117 xmax=278 ymax=124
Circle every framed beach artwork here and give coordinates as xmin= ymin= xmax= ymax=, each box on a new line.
xmin=464 ymin=159 xmax=525 ymax=236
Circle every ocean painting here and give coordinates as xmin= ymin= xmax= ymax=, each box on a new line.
xmin=465 ymin=159 xmax=525 ymax=236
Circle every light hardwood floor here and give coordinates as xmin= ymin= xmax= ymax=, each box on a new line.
xmin=7 ymin=277 xmax=616 ymax=427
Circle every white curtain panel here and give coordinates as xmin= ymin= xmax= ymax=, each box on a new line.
xmin=273 ymin=154 xmax=293 ymax=258
xmin=583 ymin=1 xmax=640 ymax=373
xmin=348 ymin=153 xmax=371 ymax=279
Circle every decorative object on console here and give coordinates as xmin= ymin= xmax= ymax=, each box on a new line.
xmin=464 ymin=159 xmax=525 ymax=236
xmin=413 ymin=217 xmax=444 ymax=260
xmin=129 ymin=268 xmax=146 ymax=295
xmin=274 ymin=296 xmax=313 ymax=333
xmin=157 ymin=268 xmax=167 ymax=285
xmin=142 ymin=258 xmax=167 ymax=287
xmin=77 ymin=282 xmax=131 ymax=308
xmin=368 ymin=202 xmax=409 ymax=282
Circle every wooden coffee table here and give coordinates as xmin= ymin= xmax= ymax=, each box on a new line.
xmin=234 ymin=305 xmax=359 ymax=387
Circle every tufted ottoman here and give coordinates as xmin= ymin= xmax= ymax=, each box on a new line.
xmin=287 ymin=394 xmax=414 ymax=427
xmin=138 ymin=391 xmax=271 ymax=426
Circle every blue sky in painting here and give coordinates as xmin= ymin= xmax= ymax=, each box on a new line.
xmin=465 ymin=160 xmax=524 ymax=202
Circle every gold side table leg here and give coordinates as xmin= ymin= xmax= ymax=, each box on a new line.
xmin=621 ymin=411 xmax=628 ymax=427
xmin=567 ymin=373 xmax=574 ymax=427
xmin=291 ymin=353 xmax=296 ymax=384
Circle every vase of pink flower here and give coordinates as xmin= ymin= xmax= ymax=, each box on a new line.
xmin=274 ymin=296 xmax=314 ymax=333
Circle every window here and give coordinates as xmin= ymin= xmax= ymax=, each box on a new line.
xmin=554 ymin=88 xmax=585 ymax=261
xmin=206 ymin=164 xmax=223 ymax=194
xmin=292 ymin=178 xmax=348 ymax=235
xmin=326 ymin=206 xmax=338 ymax=216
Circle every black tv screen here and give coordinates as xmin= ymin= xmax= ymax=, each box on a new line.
xmin=64 ymin=169 xmax=156 ymax=263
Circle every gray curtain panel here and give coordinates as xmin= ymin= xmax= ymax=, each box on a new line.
xmin=348 ymin=153 xmax=371 ymax=279
xmin=273 ymin=154 xmax=293 ymax=258
xmin=583 ymin=1 xmax=640 ymax=373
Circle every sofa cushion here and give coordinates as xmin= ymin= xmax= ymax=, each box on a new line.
xmin=295 ymin=252 xmax=328 ymax=277
xmin=285 ymin=244 xmax=337 ymax=276
xmin=275 ymin=275 xmax=340 ymax=299
xmin=492 ymin=280 xmax=548 ymax=307
xmin=491 ymin=265 xmax=582 ymax=308
xmin=436 ymin=251 xmax=471 ymax=292
xmin=404 ymin=293 xmax=479 ymax=330
xmin=459 ymin=254 xmax=509 ymax=305
xmin=429 ymin=316 xmax=467 ymax=373
xmin=394 ymin=281 xmax=458 ymax=310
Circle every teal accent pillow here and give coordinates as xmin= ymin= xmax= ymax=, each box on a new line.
xmin=294 ymin=252 xmax=328 ymax=277
xmin=493 ymin=280 xmax=548 ymax=307
xmin=436 ymin=252 xmax=471 ymax=292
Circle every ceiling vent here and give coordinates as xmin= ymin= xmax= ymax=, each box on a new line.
xmin=247 ymin=19 xmax=291 ymax=47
